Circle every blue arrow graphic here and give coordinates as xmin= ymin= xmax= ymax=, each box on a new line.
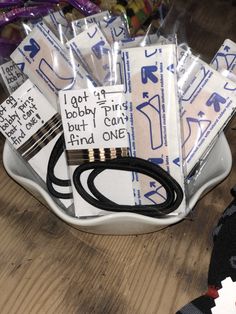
xmin=92 ymin=40 xmax=109 ymax=59
xmin=23 ymin=38 xmax=40 ymax=58
xmin=206 ymin=92 xmax=226 ymax=112
xmin=173 ymin=157 xmax=180 ymax=167
xmin=167 ymin=63 xmax=175 ymax=73
xmin=16 ymin=62 xmax=25 ymax=73
xmin=198 ymin=111 xmax=205 ymax=118
xmin=141 ymin=65 xmax=158 ymax=84
xmin=224 ymin=45 xmax=230 ymax=52
xmin=150 ymin=182 xmax=156 ymax=188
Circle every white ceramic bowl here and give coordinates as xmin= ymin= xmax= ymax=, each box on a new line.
xmin=3 ymin=133 xmax=232 ymax=235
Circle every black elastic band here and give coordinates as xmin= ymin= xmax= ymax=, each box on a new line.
xmin=46 ymin=134 xmax=73 ymax=199
xmin=73 ymin=156 xmax=184 ymax=218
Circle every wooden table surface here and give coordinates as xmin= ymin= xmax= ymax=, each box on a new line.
xmin=0 ymin=1 xmax=235 ymax=313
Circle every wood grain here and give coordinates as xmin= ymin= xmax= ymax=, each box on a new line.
xmin=0 ymin=1 xmax=235 ymax=313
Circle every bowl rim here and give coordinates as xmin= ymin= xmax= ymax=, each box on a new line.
xmin=2 ymin=133 xmax=232 ymax=228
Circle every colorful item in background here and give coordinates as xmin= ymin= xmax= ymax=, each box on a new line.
xmin=66 ymin=0 xmax=100 ymax=15
xmin=0 ymin=1 xmax=102 ymax=60
xmin=91 ymin=0 xmax=170 ymax=34
xmin=0 ymin=0 xmax=23 ymax=8
xmin=141 ymin=0 xmax=170 ymax=32
xmin=113 ymin=0 xmax=153 ymax=32
xmin=0 ymin=0 xmax=100 ymax=22
xmin=27 ymin=0 xmax=100 ymax=16
xmin=0 ymin=0 xmax=170 ymax=49
xmin=0 ymin=4 xmax=54 ymax=27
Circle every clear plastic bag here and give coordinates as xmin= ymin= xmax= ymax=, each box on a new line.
xmin=0 ymin=4 xmax=54 ymax=94
xmin=0 ymin=6 xmax=187 ymax=220
xmin=0 ymin=79 xmax=74 ymax=212
xmin=0 ymin=5 xmax=78 ymax=213
xmin=2 ymin=1 xmax=235 ymax=224
xmin=157 ymin=1 xmax=236 ymax=193
xmin=178 ymin=43 xmax=236 ymax=178
xmin=211 ymin=39 xmax=236 ymax=84
xmin=55 ymin=11 xmax=186 ymax=218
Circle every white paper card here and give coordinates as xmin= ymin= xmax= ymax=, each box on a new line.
xmin=59 ymin=85 xmax=134 ymax=217
xmin=0 ymin=79 xmax=73 ymax=208
xmin=122 ymin=44 xmax=185 ymax=212
xmin=0 ymin=60 xmax=27 ymax=94
xmin=60 ymin=85 xmax=129 ymax=150
xmin=0 ymin=80 xmax=56 ymax=148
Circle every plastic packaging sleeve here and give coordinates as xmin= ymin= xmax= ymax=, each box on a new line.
xmin=71 ymin=14 xmax=130 ymax=45
xmin=10 ymin=22 xmax=97 ymax=109
xmin=43 ymin=10 xmax=74 ymax=42
xmin=71 ymin=10 xmax=111 ymax=36
xmin=122 ymin=44 xmax=185 ymax=212
xmin=67 ymin=24 xmax=114 ymax=85
xmin=211 ymin=39 xmax=236 ymax=83
xmin=0 ymin=79 xmax=73 ymax=209
xmin=177 ymin=44 xmax=236 ymax=175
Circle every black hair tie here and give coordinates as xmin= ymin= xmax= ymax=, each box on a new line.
xmin=73 ymin=156 xmax=184 ymax=218
xmin=46 ymin=134 xmax=73 ymax=199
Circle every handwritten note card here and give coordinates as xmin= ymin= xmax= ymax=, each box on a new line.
xmin=59 ymin=85 xmax=129 ymax=151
